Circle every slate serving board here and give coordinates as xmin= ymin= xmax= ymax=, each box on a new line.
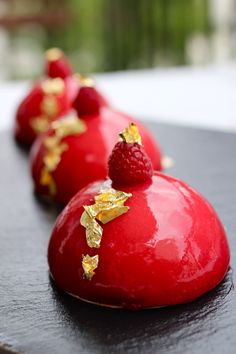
xmin=0 ymin=122 xmax=235 ymax=354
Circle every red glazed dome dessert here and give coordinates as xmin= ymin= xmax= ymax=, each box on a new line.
xmin=48 ymin=125 xmax=230 ymax=309
xmin=14 ymin=78 xmax=73 ymax=146
xmin=30 ymin=87 xmax=162 ymax=204
xmin=14 ymin=47 xmax=109 ymax=147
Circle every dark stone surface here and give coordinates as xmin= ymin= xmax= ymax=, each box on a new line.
xmin=0 ymin=123 xmax=235 ymax=354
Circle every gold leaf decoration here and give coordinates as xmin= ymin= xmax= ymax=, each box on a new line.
xmin=119 ymin=122 xmax=142 ymax=145
xmin=94 ymin=189 xmax=132 ymax=224
xmin=80 ymin=188 xmax=132 ymax=280
xmin=31 ymin=78 xmax=64 ymax=135
xmin=40 ymin=96 xmax=58 ymax=117
xmin=39 ymin=116 xmax=86 ymax=196
xmin=52 ymin=116 xmax=86 ymax=139
xmin=30 ymin=116 xmax=50 ymax=134
xmin=43 ymin=136 xmax=60 ymax=150
xmin=96 ymin=205 xmax=129 ymax=224
xmin=81 ymin=208 xmax=103 ymax=248
xmin=39 ymin=135 xmax=66 ymax=195
xmin=78 ymin=74 xmax=94 ymax=87
xmin=82 ymin=254 xmax=99 ymax=281
xmin=43 ymin=140 xmax=68 ymax=172
xmin=80 ymin=188 xmax=131 ymax=247
xmin=41 ymin=78 xmax=64 ymax=96
xmin=45 ymin=47 xmax=63 ymax=61
xmin=40 ymin=167 xmax=57 ymax=196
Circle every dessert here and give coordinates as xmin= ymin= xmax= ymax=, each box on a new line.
xmin=14 ymin=46 xmax=109 ymax=146
xmin=48 ymin=124 xmax=230 ymax=309
xmin=30 ymin=83 xmax=162 ymax=204
xmin=14 ymin=78 xmax=72 ymax=146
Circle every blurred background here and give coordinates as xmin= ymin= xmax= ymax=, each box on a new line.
xmin=0 ymin=0 xmax=236 ymax=79
xmin=0 ymin=0 xmax=236 ymax=132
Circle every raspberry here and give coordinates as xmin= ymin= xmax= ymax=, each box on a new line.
xmin=108 ymin=141 xmax=153 ymax=185
xmin=45 ymin=48 xmax=72 ymax=79
xmin=73 ymin=86 xmax=101 ymax=117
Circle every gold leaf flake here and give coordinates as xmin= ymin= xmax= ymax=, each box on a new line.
xmin=78 ymin=74 xmax=94 ymax=87
xmin=31 ymin=116 xmax=50 ymax=134
xmin=96 ymin=206 xmax=129 ymax=224
xmin=43 ymin=142 xmax=67 ymax=172
xmin=41 ymin=96 xmax=58 ymax=117
xmin=94 ymin=189 xmax=132 ymax=224
xmin=40 ymin=136 xmax=67 ymax=195
xmin=119 ymin=123 xmax=142 ymax=145
xmin=45 ymin=48 xmax=63 ymax=61
xmin=40 ymin=167 xmax=57 ymax=195
xmin=43 ymin=136 xmax=60 ymax=150
xmin=52 ymin=116 xmax=86 ymax=139
xmin=83 ymin=205 xmax=99 ymax=219
xmin=82 ymin=254 xmax=99 ymax=280
xmin=81 ymin=188 xmax=132 ymax=248
xmin=39 ymin=137 xmax=67 ymax=195
xmin=80 ymin=188 xmax=132 ymax=280
xmin=80 ymin=209 xmax=103 ymax=248
xmin=41 ymin=78 xmax=64 ymax=95
xmin=39 ymin=115 xmax=86 ymax=197
xmin=95 ymin=189 xmax=131 ymax=205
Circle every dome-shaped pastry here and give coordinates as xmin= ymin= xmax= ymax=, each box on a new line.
xmin=48 ymin=124 xmax=230 ymax=309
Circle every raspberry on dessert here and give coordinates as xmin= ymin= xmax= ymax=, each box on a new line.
xmin=72 ymin=77 xmax=106 ymax=117
xmin=45 ymin=48 xmax=72 ymax=79
xmin=30 ymin=115 xmax=162 ymax=204
xmin=108 ymin=123 xmax=153 ymax=185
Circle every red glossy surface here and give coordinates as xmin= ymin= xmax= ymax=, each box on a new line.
xmin=73 ymin=86 xmax=108 ymax=116
xmin=14 ymin=80 xmax=73 ymax=146
xmin=30 ymin=108 xmax=162 ymax=204
xmin=46 ymin=56 xmax=72 ymax=79
xmin=48 ymin=173 xmax=230 ymax=309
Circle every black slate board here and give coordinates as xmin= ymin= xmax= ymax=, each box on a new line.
xmin=0 ymin=122 xmax=235 ymax=354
